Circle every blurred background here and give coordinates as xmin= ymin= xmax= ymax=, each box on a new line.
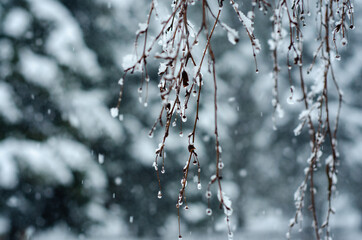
xmin=0 ymin=0 xmax=361 ymax=239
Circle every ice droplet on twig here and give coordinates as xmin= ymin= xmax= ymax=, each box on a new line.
xmin=206 ymin=208 xmax=213 ymax=216
xmin=110 ymin=108 xmax=119 ymax=118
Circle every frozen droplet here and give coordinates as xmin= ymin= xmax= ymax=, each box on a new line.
xmin=206 ymin=208 xmax=212 ymax=216
xmin=114 ymin=177 xmax=122 ymax=185
xmin=182 ymin=115 xmax=187 ymax=122
xmin=161 ymin=167 xmax=165 ymax=174
xmin=206 ymin=191 xmax=212 ymax=198
xmin=172 ymin=121 xmax=177 ymax=127
xmin=341 ymin=38 xmax=348 ymax=46
xmin=157 ymin=191 xmax=162 ymax=199
xmin=98 ymin=154 xmax=105 ymax=164
xmin=119 ymin=114 xmax=124 ymax=121
xmin=118 ymin=78 xmax=124 ymax=85
xmin=110 ymin=108 xmax=119 ymax=118
xmin=197 ymin=183 xmax=202 ymax=190
xmin=218 ymin=162 xmax=224 ymax=169
xmin=152 ymin=162 xmax=158 ymax=171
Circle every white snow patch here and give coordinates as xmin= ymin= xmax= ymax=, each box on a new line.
xmin=60 ymin=90 xmax=124 ymax=141
xmin=28 ymin=0 xmax=101 ymax=78
xmin=0 ymin=138 xmax=107 ymax=189
xmin=19 ymin=49 xmax=59 ymax=89
xmin=0 ymin=82 xmax=22 ymax=123
xmin=3 ymin=7 xmax=31 ymax=37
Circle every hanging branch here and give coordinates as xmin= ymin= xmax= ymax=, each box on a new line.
xmin=112 ymin=0 xmax=354 ymax=239
xmin=111 ymin=0 xmax=263 ymax=238
xmin=272 ymin=1 xmax=354 ymax=239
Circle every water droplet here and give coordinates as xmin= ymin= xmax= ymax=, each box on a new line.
xmin=228 ymin=232 xmax=234 ymax=240
xmin=114 ymin=177 xmax=122 ymax=185
xmin=161 ymin=167 xmax=165 ymax=174
xmin=218 ymin=162 xmax=224 ymax=169
xmin=138 ymin=87 xmax=142 ymax=93
xmin=288 ymin=65 xmax=292 ymax=70
xmin=206 ymin=208 xmax=212 ymax=216
xmin=182 ymin=115 xmax=187 ymax=122
xmin=218 ymin=146 xmax=222 ymax=153
xmin=148 ymin=131 xmax=154 ymax=138
xmin=152 ymin=162 xmax=158 ymax=171
xmin=206 ymin=191 xmax=212 ymax=198
xmin=172 ymin=121 xmax=177 ymax=127
xmin=112 ymin=193 xmax=116 ymax=198
xmin=157 ymin=191 xmax=162 ymax=199
xmin=197 ymin=183 xmax=202 ymax=190
xmin=98 ymin=154 xmax=105 ymax=164
xmin=110 ymin=108 xmax=119 ymax=118
xmin=184 ymin=205 xmax=189 ymax=210
xmin=119 ymin=114 xmax=124 ymax=121
xmin=144 ymin=102 xmax=148 ymax=107
xmin=335 ymin=55 xmax=341 ymax=61
xmin=129 ymin=216 xmax=134 ymax=223
xmin=118 ymin=78 xmax=124 ymax=85
xmin=145 ymin=76 xmax=150 ymax=82
xmin=255 ymin=69 xmax=259 ymax=74
xmin=179 ymin=132 xmax=183 ymax=137
xmin=178 ymin=236 xmax=182 ymax=240
xmin=341 ymin=38 xmax=348 ymax=46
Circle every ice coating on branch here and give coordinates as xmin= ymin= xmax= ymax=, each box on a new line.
xmin=237 ymin=10 xmax=254 ymax=33
xmin=222 ymin=24 xmax=239 ymax=45
xmin=217 ymin=191 xmax=233 ymax=216
xmin=136 ymin=22 xmax=148 ymax=34
xmin=122 ymin=54 xmax=138 ymax=70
